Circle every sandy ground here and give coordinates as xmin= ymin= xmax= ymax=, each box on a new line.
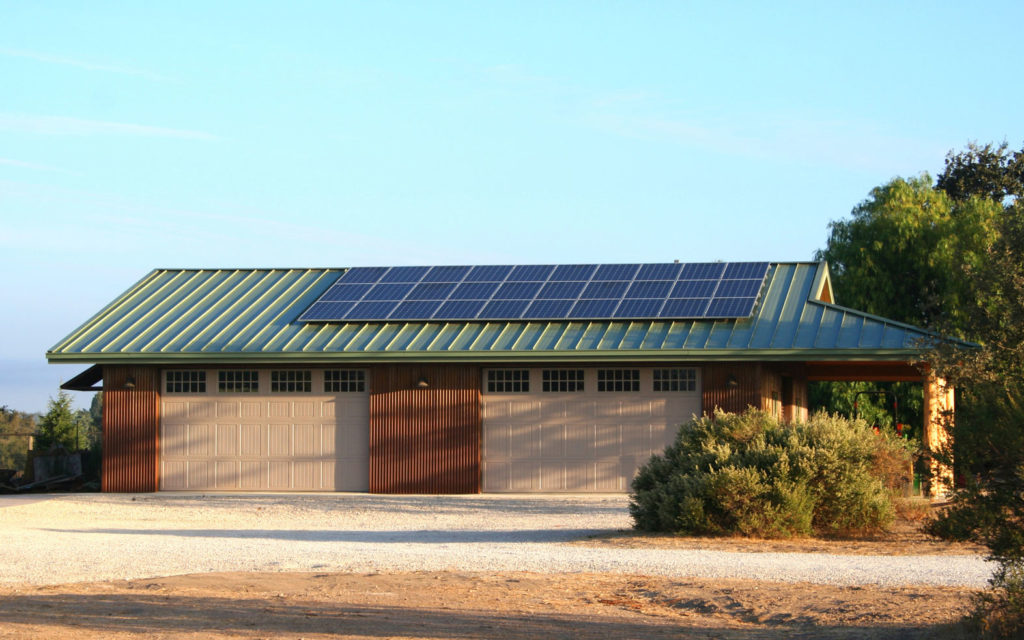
xmin=0 ymin=571 xmax=978 ymax=639
xmin=0 ymin=495 xmax=987 ymax=638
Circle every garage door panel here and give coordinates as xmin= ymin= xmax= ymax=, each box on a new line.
xmin=565 ymin=400 xmax=592 ymax=420
xmin=188 ymin=402 xmax=213 ymax=419
xmin=216 ymin=402 xmax=239 ymax=418
xmin=239 ymin=460 xmax=263 ymax=489
xmin=565 ymin=461 xmax=594 ymax=491
xmin=188 ymin=424 xmax=213 ymax=456
xmin=509 ymin=400 xmax=540 ymax=421
xmin=565 ymin=424 xmax=595 ymax=458
xmin=540 ymin=424 xmax=564 ymax=457
xmin=216 ymin=424 xmax=239 ymax=456
xmin=241 ymin=402 xmax=262 ymax=418
xmin=622 ymin=424 xmax=649 ymax=457
xmin=268 ymin=424 xmax=292 ymax=456
xmin=509 ymin=423 xmax=538 ymax=458
xmin=215 ymin=460 xmax=239 ymax=489
xmin=187 ymin=459 xmax=213 ymax=489
xmin=293 ymin=424 xmax=318 ymax=457
xmin=160 ymin=371 xmax=369 ymax=492
xmin=162 ymin=460 xmax=187 ymax=490
xmin=293 ymin=461 xmax=317 ymax=489
xmin=509 ymin=461 xmax=539 ymax=491
xmin=482 ymin=461 xmax=509 ymax=492
xmin=164 ymin=402 xmax=187 ymax=420
xmin=539 ymin=462 xmax=564 ymax=490
xmin=163 ymin=424 xmax=188 ymax=457
xmin=268 ymin=460 xmax=290 ymax=488
xmin=595 ymin=461 xmax=620 ymax=491
xmin=338 ymin=421 xmax=369 ymax=449
xmin=240 ymin=424 xmax=263 ymax=456
xmin=595 ymin=424 xmax=620 ymax=457
xmin=483 ymin=423 xmax=508 ymax=459
xmin=481 ymin=367 xmax=701 ymax=493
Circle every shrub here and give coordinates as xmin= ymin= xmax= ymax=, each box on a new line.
xmin=629 ymin=409 xmax=913 ymax=538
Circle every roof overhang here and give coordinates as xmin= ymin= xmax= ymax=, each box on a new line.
xmin=60 ymin=364 xmax=103 ymax=391
xmin=46 ymin=349 xmax=930 ymax=365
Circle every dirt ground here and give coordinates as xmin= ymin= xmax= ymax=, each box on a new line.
xmin=0 ymin=570 xmax=978 ymax=639
xmin=571 ymin=510 xmax=988 ymax=556
xmin=0 ymin=504 xmax=985 ymax=639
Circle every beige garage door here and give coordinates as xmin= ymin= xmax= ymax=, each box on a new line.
xmin=159 ymin=368 xmax=369 ymax=491
xmin=482 ymin=367 xmax=702 ymax=493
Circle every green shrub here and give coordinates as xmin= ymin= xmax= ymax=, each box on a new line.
xmin=629 ymin=409 xmax=913 ymax=538
xmin=969 ymin=560 xmax=1024 ymax=639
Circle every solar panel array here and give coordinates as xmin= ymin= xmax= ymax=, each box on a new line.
xmin=298 ymin=262 xmax=771 ymax=322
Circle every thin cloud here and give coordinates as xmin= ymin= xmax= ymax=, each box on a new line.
xmin=0 ymin=47 xmax=170 ymax=81
xmin=0 ymin=113 xmax=218 ymax=140
xmin=0 ymin=157 xmax=76 ymax=174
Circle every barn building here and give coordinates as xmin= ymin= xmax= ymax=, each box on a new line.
xmin=48 ymin=261 xmax=955 ymax=494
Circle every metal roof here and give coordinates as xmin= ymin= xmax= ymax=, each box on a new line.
xmin=46 ymin=263 xmax=946 ymax=364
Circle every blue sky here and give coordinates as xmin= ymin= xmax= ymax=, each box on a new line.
xmin=2 ymin=1 xmax=1022 ymax=412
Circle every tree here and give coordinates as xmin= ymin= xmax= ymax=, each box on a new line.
xmin=0 ymin=406 xmax=36 ymax=470
xmin=36 ymin=392 xmax=79 ymax=451
xmin=936 ymin=141 xmax=1024 ymax=204
xmin=816 ymin=174 xmax=1000 ymax=333
xmin=924 ymin=142 xmax=1024 ymax=637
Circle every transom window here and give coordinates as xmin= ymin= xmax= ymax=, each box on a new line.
xmin=597 ymin=369 xmax=640 ymax=392
xmin=271 ymin=370 xmax=311 ymax=392
xmin=324 ymin=370 xmax=366 ymax=393
xmin=218 ymin=370 xmax=259 ymax=393
xmin=542 ymin=369 xmax=584 ymax=393
xmin=486 ymin=369 xmax=530 ymax=393
xmin=653 ymin=368 xmax=697 ymax=392
xmin=165 ymin=370 xmax=206 ymax=393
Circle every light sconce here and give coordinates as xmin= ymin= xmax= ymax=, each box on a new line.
xmin=124 ymin=376 xmax=136 ymax=390
xmin=725 ymin=374 xmax=739 ymax=389
xmin=416 ymin=376 xmax=429 ymax=389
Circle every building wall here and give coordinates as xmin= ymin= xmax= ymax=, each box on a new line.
xmin=369 ymin=364 xmax=481 ymax=494
xmin=102 ymin=366 xmax=160 ymax=492
xmin=702 ymin=363 xmax=762 ymax=415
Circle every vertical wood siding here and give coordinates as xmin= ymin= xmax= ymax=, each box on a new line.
xmin=369 ymin=364 xmax=480 ymax=494
xmin=702 ymin=363 xmax=763 ymax=415
xmin=102 ymin=366 xmax=160 ymax=492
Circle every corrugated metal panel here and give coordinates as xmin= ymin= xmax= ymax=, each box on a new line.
xmin=702 ymin=363 xmax=762 ymax=414
xmin=48 ymin=263 xmax=956 ymax=363
xmin=369 ymin=364 xmax=480 ymax=494
xmin=102 ymin=366 xmax=159 ymax=492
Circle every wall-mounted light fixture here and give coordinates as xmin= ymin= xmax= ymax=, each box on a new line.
xmin=124 ymin=376 xmax=136 ymax=390
xmin=725 ymin=374 xmax=739 ymax=389
xmin=416 ymin=376 xmax=429 ymax=389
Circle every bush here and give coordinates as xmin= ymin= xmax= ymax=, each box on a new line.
xmin=629 ymin=409 xmax=913 ymax=538
xmin=970 ymin=560 xmax=1024 ymax=638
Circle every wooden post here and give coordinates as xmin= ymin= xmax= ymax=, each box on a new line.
xmin=923 ymin=373 xmax=955 ymax=499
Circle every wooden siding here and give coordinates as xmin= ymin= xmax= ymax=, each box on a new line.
xmin=369 ymin=364 xmax=480 ymax=493
xmin=102 ymin=366 xmax=159 ymax=492
xmin=702 ymin=363 xmax=762 ymax=414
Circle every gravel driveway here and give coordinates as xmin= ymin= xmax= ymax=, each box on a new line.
xmin=0 ymin=493 xmax=994 ymax=588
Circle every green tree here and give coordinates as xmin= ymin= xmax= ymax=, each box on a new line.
xmin=924 ymin=142 xmax=1024 ymax=637
xmin=0 ymin=406 xmax=36 ymax=470
xmin=36 ymin=392 xmax=79 ymax=451
xmin=816 ymin=174 xmax=999 ymax=333
xmin=936 ymin=141 xmax=1024 ymax=204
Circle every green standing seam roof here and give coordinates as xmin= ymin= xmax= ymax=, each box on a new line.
xmin=46 ymin=263 xmax=956 ymax=364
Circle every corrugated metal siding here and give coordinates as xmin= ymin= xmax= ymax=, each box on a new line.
xmin=702 ymin=363 xmax=762 ymax=414
xmin=369 ymin=364 xmax=480 ymax=494
xmin=102 ymin=366 xmax=159 ymax=492
xmin=48 ymin=263 xmax=955 ymax=362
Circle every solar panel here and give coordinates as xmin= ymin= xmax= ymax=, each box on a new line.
xmin=297 ymin=262 xmax=771 ymax=322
